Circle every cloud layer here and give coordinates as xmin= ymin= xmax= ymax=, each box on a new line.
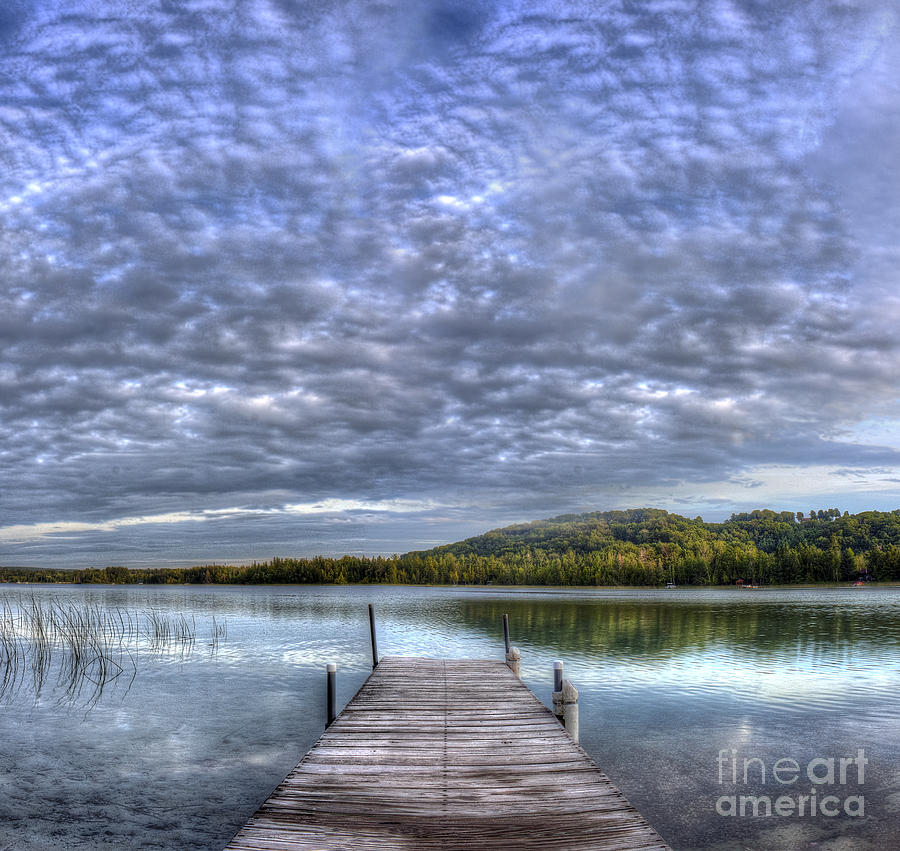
xmin=2 ymin=0 xmax=900 ymax=565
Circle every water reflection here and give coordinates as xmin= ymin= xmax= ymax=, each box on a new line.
xmin=0 ymin=584 xmax=897 ymax=851
xmin=453 ymin=590 xmax=900 ymax=722
xmin=457 ymin=591 xmax=900 ymax=662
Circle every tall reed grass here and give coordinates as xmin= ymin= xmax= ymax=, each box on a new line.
xmin=0 ymin=598 xmax=227 ymax=707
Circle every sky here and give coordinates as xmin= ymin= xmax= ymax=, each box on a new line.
xmin=2 ymin=0 xmax=900 ymax=568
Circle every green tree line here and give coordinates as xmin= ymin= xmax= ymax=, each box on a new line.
xmin=2 ymin=507 xmax=900 ymax=586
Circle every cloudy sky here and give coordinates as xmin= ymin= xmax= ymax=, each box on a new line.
xmin=2 ymin=0 xmax=900 ymax=568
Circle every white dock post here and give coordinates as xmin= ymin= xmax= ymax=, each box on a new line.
xmin=505 ymin=646 xmax=521 ymax=678
xmin=560 ymin=679 xmax=579 ymax=742
xmin=552 ymin=661 xmax=579 ymax=742
xmin=503 ymin=613 xmax=520 ymax=678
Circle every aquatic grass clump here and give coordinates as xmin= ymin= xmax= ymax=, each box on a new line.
xmin=211 ymin=614 xmax=227 ymax=647
xmin=0 ymin=598 xmax=227 ymax=707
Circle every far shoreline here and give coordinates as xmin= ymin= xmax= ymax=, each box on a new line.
xmin=1 ymin=579 xmax=897 ymax=589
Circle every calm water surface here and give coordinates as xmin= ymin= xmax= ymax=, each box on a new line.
xmin=0 ymin=584 xmax=897 ymax=851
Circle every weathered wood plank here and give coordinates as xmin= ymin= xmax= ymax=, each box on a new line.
xmin=225 ymin=656 xmax=670 ymax=850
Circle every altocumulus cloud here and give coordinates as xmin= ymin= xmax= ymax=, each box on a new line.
xmin=2 ymin=0 xmax=900 ymax=566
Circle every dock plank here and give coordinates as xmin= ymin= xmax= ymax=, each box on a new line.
xmin=225 ymin=656 xmax=670 ymax=850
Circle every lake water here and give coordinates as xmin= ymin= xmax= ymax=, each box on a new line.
xmin=0 ymin=583 xmax=897 ymax=850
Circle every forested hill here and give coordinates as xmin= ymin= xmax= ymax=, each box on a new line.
xmin=3 ymin=507 xmax=900 ymax=586
xmin=409 ymin=507 xmax=900 ymax=585
xmin=427 ymin=507 xmax=887 ymax=559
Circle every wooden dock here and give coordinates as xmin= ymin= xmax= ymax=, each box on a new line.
xmin=225 ymin=656 xmax=670 ymax=850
